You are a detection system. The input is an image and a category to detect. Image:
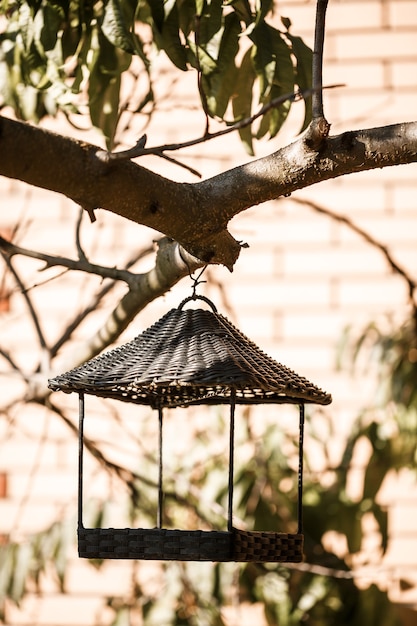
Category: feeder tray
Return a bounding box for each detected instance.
[49,296,331,562]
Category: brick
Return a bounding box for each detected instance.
[390,501,417,534]
[336,215,417,245]
[281,310,363,340]
[300,184,387,215]
[243,214,334,246]
[284,244,390,277]
[0,501,61,534]
[9,471,77,502]
[324,60,386,90]
[338,276,409,307]
[393,183,417,212]
[384,536,417,566]
[325,1,383,31]
[66,559,134,595]
[326,89,417,128]
[389,1,417,28]
[330,31,417,61]
[227,278,331,308]
[6,593,105,626]
[390,60,417,87]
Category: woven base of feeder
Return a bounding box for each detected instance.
[232,529,303,562]
[78,527,303,562]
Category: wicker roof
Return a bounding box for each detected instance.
[48,306,332,408]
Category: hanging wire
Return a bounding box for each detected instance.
[157,406,164,529]
[297,404,305,534]
[178,265,218,311]
[228,388,236,532]
[190,265,208,298]
[78,392,85,530]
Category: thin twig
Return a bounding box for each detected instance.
[47,246,153,359]
[1,251,49,352]
[48,282,115,359]
[312,0,329,120]
[96,85,341,165]
[194,13,210,136]
[75,207,88,262]
[0,347,22,373]
[292,197,417,306]
[0,236,139,287]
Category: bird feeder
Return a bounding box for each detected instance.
[48,295,331,562]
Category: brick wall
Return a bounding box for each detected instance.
[1,0,417,623]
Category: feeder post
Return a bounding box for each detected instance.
[227,389,236,532]
[297,404,305,535]
[78,392,85,530]
[157,406,164,529]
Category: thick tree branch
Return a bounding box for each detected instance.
[1,115,417,271]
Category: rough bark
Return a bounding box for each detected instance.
[1,115,417,270]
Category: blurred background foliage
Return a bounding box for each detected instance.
[2,311,417,626]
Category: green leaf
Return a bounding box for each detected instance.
[101,0,135,53]
[224,0,252,26]
[187,38,217,73]
[251,23,294,138]
[251,23,274,100]
[10,543,31,603]
[254,0,273,28]
[148,0,165,32]
[287,32,313,132]
[110,607,131,626]
[372,504,388,553]
[269,26,294,93]
[159,0,188,70]
[232,46,256,154]
[38,2,64,52]
[203,11,240,117]
[88,31,130,148]
[18,2,34,51]
[177,0,197,38]
[0,545,14,604]
[195,0,223,48]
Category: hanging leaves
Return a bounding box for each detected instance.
[0,518,74,618]
[101,0,136,53]
[0,0,312,151]
[283,16,313,133]
[88,30,131,148]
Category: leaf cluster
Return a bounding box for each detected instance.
[0,0,312,151]
[0,518,73,620]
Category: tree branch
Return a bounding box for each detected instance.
[25,238,203,401]
[0,235,140,286]
[1,250,49,353]
[1,115,417,271]
[53,238,203,369]
[312,0,328,121]
[292,197,417,307]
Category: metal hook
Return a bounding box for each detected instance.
[178,294,217,312]
[189,265,208,297]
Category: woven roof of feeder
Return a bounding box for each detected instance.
[48,307,332,408]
